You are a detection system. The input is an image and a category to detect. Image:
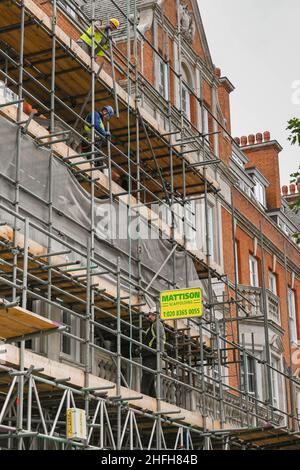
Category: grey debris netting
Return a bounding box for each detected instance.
[0,116,199,296]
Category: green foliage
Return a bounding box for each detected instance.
[286,118,300,242]
[287,117,300,147]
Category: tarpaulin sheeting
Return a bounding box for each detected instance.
[0,116,199,301]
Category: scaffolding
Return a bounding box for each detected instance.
[0,0,299,450]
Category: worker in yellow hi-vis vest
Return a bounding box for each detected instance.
[140,309,166,398]
[77,18,120,59]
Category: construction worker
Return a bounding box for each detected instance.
[141,309,166,398]
[82,105,114,166]
[78,18,120,59]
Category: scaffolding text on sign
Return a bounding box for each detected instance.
[159,288,202,321]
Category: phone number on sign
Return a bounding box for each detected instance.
[164,307,202,317]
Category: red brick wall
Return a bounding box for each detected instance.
[231,186,300,380]
[34,0,80,40]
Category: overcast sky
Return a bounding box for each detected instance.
[199,0,300,186]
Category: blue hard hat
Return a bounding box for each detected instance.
[102,105,114,120]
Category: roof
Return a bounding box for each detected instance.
[285,205,300,230]
[81,0,145,40]
[80,1,215,69]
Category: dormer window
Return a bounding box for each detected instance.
[253,177,266,207]
[246,168,269,209]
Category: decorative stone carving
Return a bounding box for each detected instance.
[179,2,195,44]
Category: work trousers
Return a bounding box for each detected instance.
[141,355,157,398]
[77,40,107,57]
[81,137,105,169]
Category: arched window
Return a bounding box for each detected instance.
[181,63,192,121]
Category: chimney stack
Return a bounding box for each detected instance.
[282,184,300,205]
[236,130,283,209]
[216,67,235,164]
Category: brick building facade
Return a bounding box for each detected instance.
[32,0,300,426]
[0,0,299,447]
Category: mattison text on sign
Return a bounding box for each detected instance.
[160,287,202,321]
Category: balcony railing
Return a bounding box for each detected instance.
[238,285,281,325]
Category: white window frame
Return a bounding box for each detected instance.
[158,58,168,100]
[207,203,214,259]
[249,255,259,287]
[241,354,256,395]
[182,83,191,121]
[271,355,281,409]
[234,240,239,284]
[60,310,80,362]
[288,288,297,343]
[202,107,209,142]
[269,271,277,296]
[185,199,196,249]
[253,178,266,207]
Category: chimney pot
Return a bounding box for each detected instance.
[234,137,241,146]
[297,183,300,193]
[290,184,296,194]
[248,134,255,145]
[215,67,221,78]
[282,185,288,196]
[241,136,248,146]
[256,132,263,143]
[263,131,271,142]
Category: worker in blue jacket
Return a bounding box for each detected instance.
[82,105,114,167]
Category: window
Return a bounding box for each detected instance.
[241,354,256,395]
[61,311,72,355]
[253,178,266,207]
[182,84,190,120]
[234,240,239,284]
[249,255,259,287]
[269,272,277,295]
[185,199,196,248]
[202,107,209,138]
[158,202,184,240]
[181,63,192,121]
[207,204,214,258]
[288,289,297,343]
[271,356,280,408]
[158,58,168,99]
[61,311,80,360]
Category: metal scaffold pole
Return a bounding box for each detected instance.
[16,0,26,451]
[0,0,299,451]
[259,222,273,421]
